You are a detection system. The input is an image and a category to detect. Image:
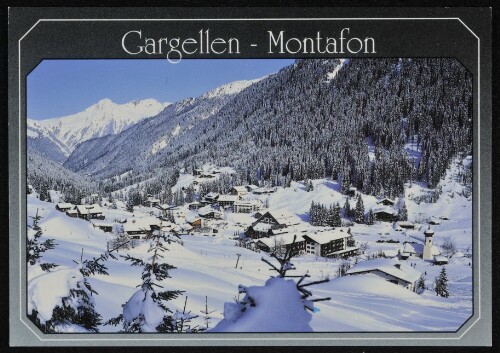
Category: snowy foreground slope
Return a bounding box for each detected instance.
[26,158,472,333]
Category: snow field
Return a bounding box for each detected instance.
[26,159,472,332]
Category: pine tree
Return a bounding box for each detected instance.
[305,178,311,192]
[340,175,350,195]
[343,198,351,219]
[164,187,173,205]
[309,201,317,226]
[29,244,126,333]
[126,189,135,213]
[366,208,375,225]
[165,209,175,223]
[333,203,342,227]
[326,204,336,227]
[355,195,365,224]
[308,180,314,192]
[27,209,57,272]
[434,267,449,298]
[398,202,408,221]
[417,275,426,293]
[106,228,183,332]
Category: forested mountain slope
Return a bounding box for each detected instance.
[65,59,472,198]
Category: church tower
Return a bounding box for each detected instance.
[423,227,434,260]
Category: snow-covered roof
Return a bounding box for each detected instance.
[198,205,222,216]
[262,210,301,226]
[253,187,275,194]
[246,184,259,190]
[434,255,449,263]
[252,223,273,233]
[146,197,160,203]
[257,233,305,248]
[424,228,435,236]
[403,242,440,256]
[303,228,351,244]
[123,217,161,233]
[372,206,396,215]
[218,195,238,202]
[76,204,103,215]
[377,198,395,204]
[56,203,73,209]
[398,221,415,227]
[91,220,114,227]
[347,258,421,284]
[185,213,201,223]
[232,186,247,192]
[383,249,399,258]
[173,223,193,233]
[205,192,219,199]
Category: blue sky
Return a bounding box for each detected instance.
[27,59,295,120]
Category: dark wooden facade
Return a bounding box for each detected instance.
[374,211,395,222]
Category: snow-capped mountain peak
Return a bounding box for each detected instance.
[33,98,171,154]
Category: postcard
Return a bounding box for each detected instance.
[8,7,492,347]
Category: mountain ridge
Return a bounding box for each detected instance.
[28,98,171,159]
[64,58,472,200]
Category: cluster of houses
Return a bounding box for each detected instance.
[242,209,359,259]
[343,227,450,292]
[55,202,105,221]
[187,186,265,216]
[192,167,222,179]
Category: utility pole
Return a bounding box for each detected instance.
[235,253,241,269]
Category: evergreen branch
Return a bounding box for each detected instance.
[310,297,331,302]
[298,278,330,288]
[261,257,280,273]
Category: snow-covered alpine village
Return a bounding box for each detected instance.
[26,58,473,333]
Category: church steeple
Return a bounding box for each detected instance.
[423,226,434,260]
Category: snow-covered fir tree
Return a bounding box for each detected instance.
[417,275,426,294]
[343,198,352,219]
[212,236,330,332]
[27,209,57,272]
[28,245,124,333]
[332,203,342,227]
[354,195,365,224]
[434,267,450,298]
[106,228,183,332]
[366,208,375,225]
